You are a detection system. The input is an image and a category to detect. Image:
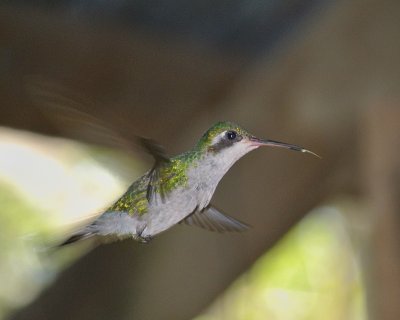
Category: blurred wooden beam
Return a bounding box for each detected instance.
[362,104,400,320]
[0,5,243,145]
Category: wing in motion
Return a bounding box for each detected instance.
[138,137,170,203]
[25,76,170,204]
[180,205,250,232]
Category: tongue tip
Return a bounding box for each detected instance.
[301,149,322,159]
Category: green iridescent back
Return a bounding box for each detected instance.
[107,151,199,216]
[107,173,150,216]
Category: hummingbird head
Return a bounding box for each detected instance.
[197,121,319,162]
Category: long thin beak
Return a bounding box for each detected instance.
[249,136,321,158]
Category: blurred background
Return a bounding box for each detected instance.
[0,0,399,319]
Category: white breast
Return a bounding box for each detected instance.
[141,141,257,237]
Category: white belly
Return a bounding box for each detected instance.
[140,183,199,236]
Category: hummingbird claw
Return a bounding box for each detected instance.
[135,225,153,243]
[136,235,153,244]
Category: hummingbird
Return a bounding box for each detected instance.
[59,121,319,246]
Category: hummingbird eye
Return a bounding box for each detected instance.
[226,130,237,140]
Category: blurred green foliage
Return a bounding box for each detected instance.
[0,130,137,320]
[0,182,54,319]
[196,205,366,320]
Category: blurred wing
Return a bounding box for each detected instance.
[139,137,170,203]
[180,205,250,232]
[146,164,168,204]
[25,76,170,203]
[139,137,169,163]
[25,75,135,152]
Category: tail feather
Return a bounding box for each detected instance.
[58,232,95,247]
[57,211,139,247]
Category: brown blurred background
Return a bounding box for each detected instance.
[0,0,399,319]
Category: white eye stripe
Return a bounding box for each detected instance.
[210,131,228,145]
[219,131,228,139]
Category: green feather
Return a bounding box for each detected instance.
[196,121,250,151]
[107,121,250,216]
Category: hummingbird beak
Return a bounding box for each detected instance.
[248,136,321,158]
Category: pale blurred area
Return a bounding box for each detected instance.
[0,127,129,221]
[0,127,138,318]
[0,0,399,320]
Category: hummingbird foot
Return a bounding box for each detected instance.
[135,235,153,244]
[135,225,153,243]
